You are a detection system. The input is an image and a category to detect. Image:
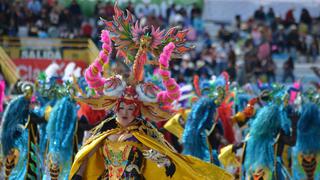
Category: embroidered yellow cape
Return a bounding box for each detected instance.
[69,126,233,180]
[164,109,190,140]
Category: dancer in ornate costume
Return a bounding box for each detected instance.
[242,88,297,180]
[182,97,223,165]
[69,3,233,180]
[46,95,79,180]
[0,82,44,179]
[292,102,320,180]
[39,63,93,180]
[182,73,235,166]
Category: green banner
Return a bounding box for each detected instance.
[59,0,203,17]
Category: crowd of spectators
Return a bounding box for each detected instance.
[172,6,320,85]
[0,0,319,85]
[0,0,92,38]
[0,0,202,39]
[234,6,320,84]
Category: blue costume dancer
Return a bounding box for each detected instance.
[293,103,320,180]
[182,97,220,164]
[242,88,295,180]
[182,74,230,165]
[46,96,78,180]
[1,82,42,179]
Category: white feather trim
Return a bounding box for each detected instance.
[179,93,194,101]
[45,63,60,80]
[62,62,76,82]
[136,84,158,103]
[180,84,193,93]
[103,75,126,97]
[73,67,82,78]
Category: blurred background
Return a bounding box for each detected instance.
[0,0,320,91]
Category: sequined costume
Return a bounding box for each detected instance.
[0,82,43,180]
[292,103,320,180]
[46,96,79,180]
[69,3,233,180]
[241,89,296,180]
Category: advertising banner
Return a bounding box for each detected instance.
[3,38,88,61]
[13,59,87,81]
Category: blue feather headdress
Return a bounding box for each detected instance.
[46,96,78,176]
[36,72,72,99]
[193,72,229,100]
[0,95,30,156]
[244,104,290,172]
[182,97,216,162]
[272,87,292,134]
[0,95,31,179]
[296,103,320,154]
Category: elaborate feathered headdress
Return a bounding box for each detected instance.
[182,97,217,162]
[76,3,192,121]
[102,1,191,84]
[296,103,320,154]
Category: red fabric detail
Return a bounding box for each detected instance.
[217,102,235,144]
[77,102,106,125]
[193,75,201,97]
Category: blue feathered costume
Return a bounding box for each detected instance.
[32,93,57,171]
[292,103,320,180]
[45,96,78,179]
[242,99,293,180]
[182,97,222,165]
[0,95,42,179]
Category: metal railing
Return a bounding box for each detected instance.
[0,36,101,83]
[0,36,99,64]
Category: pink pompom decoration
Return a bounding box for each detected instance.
[99,51,109,63]
[102,43,112,52]
[0,80,5,112]
[93,58,103,72]
[164,79,181,97]
[164,42,175,51]
[82,29,113,94]
[156,77,181,104]
[156,92,167,103]
[159,42,175,68]
[158,69,170,77]
[85,68,105,89]
[100,30,112,56]
[85,67,95,77]
[163,78,176,87]
[156,42,181,105]
[85,67,100,82]
[100,30,111,44]
[157,88,181,104]
[85,67,98,81]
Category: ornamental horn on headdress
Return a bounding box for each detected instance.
[76,3,192,121]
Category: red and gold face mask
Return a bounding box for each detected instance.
[115,86,141,117]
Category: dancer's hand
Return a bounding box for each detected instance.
[143,149,176,177]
